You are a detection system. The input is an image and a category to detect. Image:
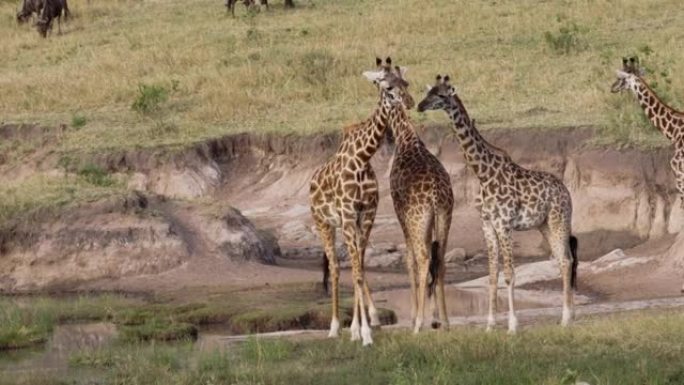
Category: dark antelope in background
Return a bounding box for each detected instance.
[16,0,44,23]
[225,0,294,16]
[35,0,70,37]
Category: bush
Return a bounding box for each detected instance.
[131,83,169,115]
[544,22,587,55]
[78,164,115,187]
[71,114,87,129]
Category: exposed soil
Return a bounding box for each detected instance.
[1,123,684,327]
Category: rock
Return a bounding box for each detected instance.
[279,220,316,243]
[585,249,650,275]
[444,248,466,264]
[208,207,280,264]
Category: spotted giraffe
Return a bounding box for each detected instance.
[387,98,454,333]
[611,56,684,292]
[417,75,578,333]
[309,57,413,346]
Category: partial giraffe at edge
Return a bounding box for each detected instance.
[611,56,684,293]
[309,57,413,346]
[386,79,454,333]
[417,74,578,333]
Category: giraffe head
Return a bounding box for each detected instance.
[611,56,645,93]
[363,57,415,110]
[416,75,457,112]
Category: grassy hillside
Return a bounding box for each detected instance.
[1,0,683,153]
[1,0,684,220]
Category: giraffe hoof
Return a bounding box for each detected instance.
[350,324,361,341]
[361,326,373,345]
[431,320,441,329]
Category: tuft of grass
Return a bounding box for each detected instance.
[77,163,115,187]
[543,21,588,55]
[70,113,87,129]
[131,83,169,115]
[119,319,198,343]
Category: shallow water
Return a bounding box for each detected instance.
[0,322,116,380]
[373,286,545,326]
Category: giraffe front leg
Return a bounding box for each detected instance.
[482,220,500,332]
[343,221,372,346]
[349,288,361,341]
[496,226,518,334]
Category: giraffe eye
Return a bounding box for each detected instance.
[387,86,395,91]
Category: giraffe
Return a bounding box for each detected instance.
[417,75,578,333]
[309,57,414,346]
[387,96,454,333]
[611,56,684,293]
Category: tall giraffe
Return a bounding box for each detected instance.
[388,96,454,333]
[611,56,684,292]
[417,75,578,333]
[309,57,414,346]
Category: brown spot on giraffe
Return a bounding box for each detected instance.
[309,57,412,346]
[418,74,578,333]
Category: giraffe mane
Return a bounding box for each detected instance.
[637,75,684,116]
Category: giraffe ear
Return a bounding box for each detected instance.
[398,66,408,78]
[363,70,384,83]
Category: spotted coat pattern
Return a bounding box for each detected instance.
[309,59,412,346]
[417,76,576,333]
[388,106,454,333]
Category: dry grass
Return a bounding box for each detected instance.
[0,0,683,153]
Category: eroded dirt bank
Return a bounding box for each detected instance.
[1,124,683,303]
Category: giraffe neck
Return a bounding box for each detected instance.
[631,78,684,144]
[339,98,393,162]
[443,95,510,182]
[388,106,420,149]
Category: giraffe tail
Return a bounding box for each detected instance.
[428,241,440,298]
[322,253,330,294]
[569,235,578,290]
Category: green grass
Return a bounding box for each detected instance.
[0,284,395,349]
[1,0,683,153]
[59,311,684,384]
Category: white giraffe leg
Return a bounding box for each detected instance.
[482,220,500,332]
[349,289,361,341]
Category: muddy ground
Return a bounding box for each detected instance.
[1,124,684,325]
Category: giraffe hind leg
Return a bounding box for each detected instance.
[358,209,380,326]
[482,220,500,331]
[314,220,340,338]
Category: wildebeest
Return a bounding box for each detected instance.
[225,0,253,16]
[225,0,294,16]
[16,0,44,24]
[35,0,70,38]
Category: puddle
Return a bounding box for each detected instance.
[0,322,116,377]
[373,286,545,326]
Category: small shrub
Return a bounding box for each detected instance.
[78,164,115,187]
[71,114,87,129]
[119,319,198,342]
[131,83,168,115]
[544,22,587,55]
